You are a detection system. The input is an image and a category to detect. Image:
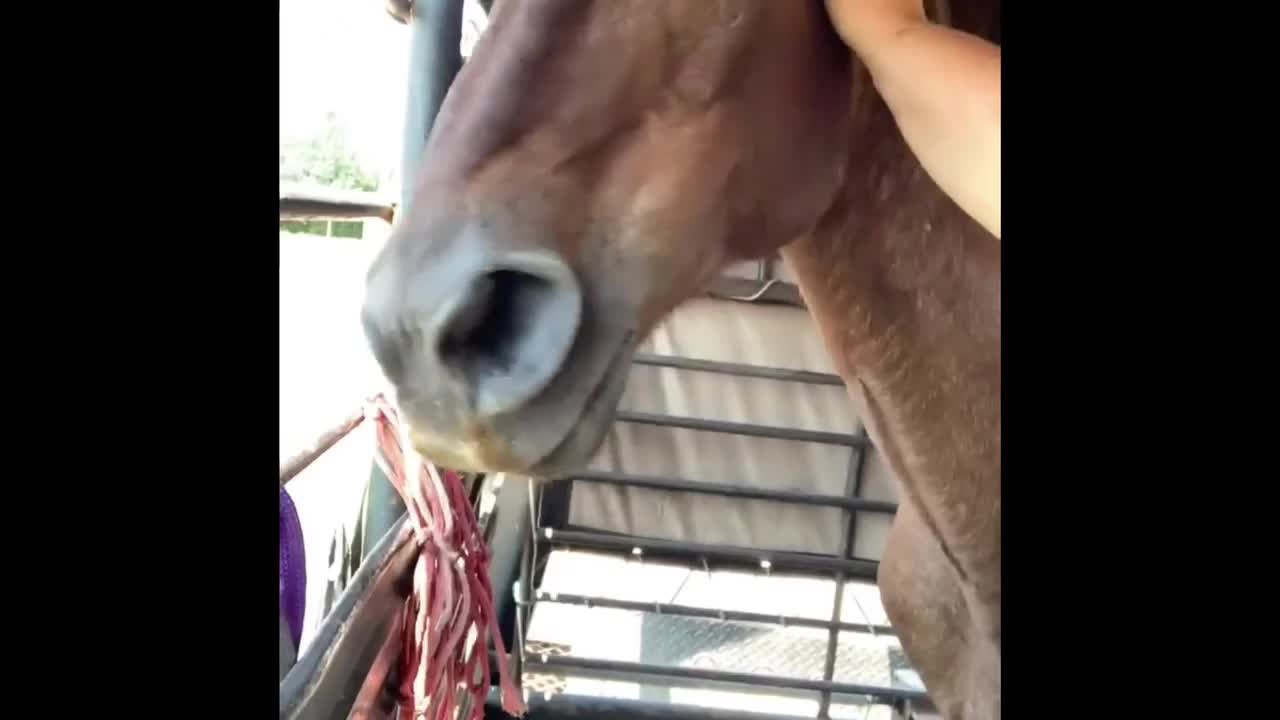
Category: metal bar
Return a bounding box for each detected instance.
[615,411,865,447]
[820,432,874,716]
[845,427,873,559]
[347,607,406,719]
[529,590,895,636]
[485,690,843,720]
[542,529,879,579]
[525,655,929,704]
[513,540,531,684]
[632,352,844,386]
[512,477,548,687]
[485,476,531,664]
[279,184,396,223]
[569,470,897,514]
[399,0,464,217]
[280,516,416,720]
[705,276,805,309]
[356,0,466,570]
[279,408,366,486]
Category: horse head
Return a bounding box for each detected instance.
[361,0,858,476]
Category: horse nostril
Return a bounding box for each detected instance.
[440,270,550,378]
[432,259,582,417]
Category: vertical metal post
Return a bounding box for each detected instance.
[363,0,466,561]
[399,0,464,216]
[485,474,532,683]
[819,426,872,717]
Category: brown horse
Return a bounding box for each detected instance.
[361,1,1000,718]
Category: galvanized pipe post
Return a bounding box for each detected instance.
[399,0,464,216]
[362,0,467,564]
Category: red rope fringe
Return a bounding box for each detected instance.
[366,395,527,719]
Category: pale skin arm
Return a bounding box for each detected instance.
[826,0,1001,239]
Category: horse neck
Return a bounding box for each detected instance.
[778,88,1001,590]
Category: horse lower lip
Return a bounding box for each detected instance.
[529,336,634,473]
[570,336,633,421]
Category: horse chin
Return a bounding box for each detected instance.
[526,348,634,479]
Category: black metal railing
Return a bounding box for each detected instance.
[615,410,864,447]
[568,470,896,515]
[525,655,926,704]
[633,352,843,386]
[279,183,397,224]
[528,590,896,637]
[509,348,916,720]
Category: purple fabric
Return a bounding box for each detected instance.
[280,486,307,650]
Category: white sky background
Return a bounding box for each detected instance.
[280,0,409,191]
[279,0,488,195]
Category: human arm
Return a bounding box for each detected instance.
[826,0,1001,239]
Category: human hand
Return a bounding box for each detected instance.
[824,0,929,55]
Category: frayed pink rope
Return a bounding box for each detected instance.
[367,396,526,719]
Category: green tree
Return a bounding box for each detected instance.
[280,113,379,192]
[280,113,379,238]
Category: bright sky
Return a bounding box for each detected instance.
[280,0,411,191]
[279,0,487,195]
